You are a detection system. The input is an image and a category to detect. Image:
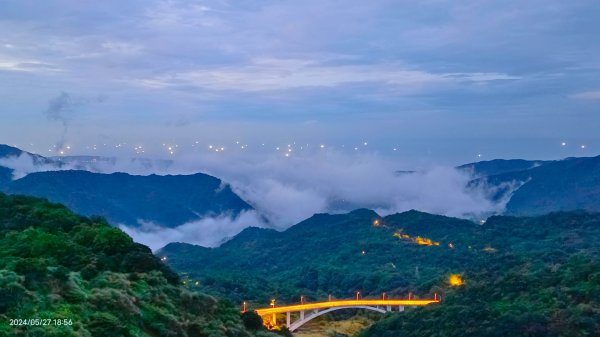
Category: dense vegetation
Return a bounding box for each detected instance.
[360,213,600,337]
[161,209,498,303]
[162,210,600,336]
[161,209,459,303]
[0,193,277,337]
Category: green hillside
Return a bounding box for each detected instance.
[0,193,276,337]
[161,210,600,336]
[360,213,600,336]
[158,209,490,303]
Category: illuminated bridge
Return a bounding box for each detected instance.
[245,294,441,332]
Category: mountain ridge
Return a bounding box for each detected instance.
[0,144,254,228]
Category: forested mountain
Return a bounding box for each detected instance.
[161,209,600,336]
[359,212,600,337]
[5,170,252,228]
[0,193,277,337]
[0,145,252,228]
[469,155,600,215]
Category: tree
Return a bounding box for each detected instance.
[241,311,263,331]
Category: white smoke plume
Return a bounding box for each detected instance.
[45,92,106,152]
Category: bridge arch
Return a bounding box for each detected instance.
[252,297,439,332]
[288,305,387,332]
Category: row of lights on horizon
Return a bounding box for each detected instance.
[26,140,374,157]
[16,140,592,158]
[474,141,587,159]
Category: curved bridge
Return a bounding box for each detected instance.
[251,297,440,332]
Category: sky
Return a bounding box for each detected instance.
[1,0,599,165]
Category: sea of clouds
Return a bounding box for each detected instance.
[0,150,515,250]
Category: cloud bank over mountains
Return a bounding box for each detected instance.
[0,149,514,249]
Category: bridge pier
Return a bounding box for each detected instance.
[286,312,290,327]
[398,306,404,312]
[386,305,391,312]
[300,311,304,320]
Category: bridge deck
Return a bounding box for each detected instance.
[255,299,439,315]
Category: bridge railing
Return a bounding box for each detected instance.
[244,293,441,314]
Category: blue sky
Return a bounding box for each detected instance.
[1,0,599,164]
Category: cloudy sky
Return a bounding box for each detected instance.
[1,0,599,164]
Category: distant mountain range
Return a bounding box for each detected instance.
[457,158,550,177]
[461,156,600,215]
[3,142,600,227]
[0,144,252,228]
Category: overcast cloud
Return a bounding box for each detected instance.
[0,0,598,163]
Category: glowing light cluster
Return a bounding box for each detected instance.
[23,138,591,159]
[448,274,465,286]
[393,230,440,246]
[414,236,440,246]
